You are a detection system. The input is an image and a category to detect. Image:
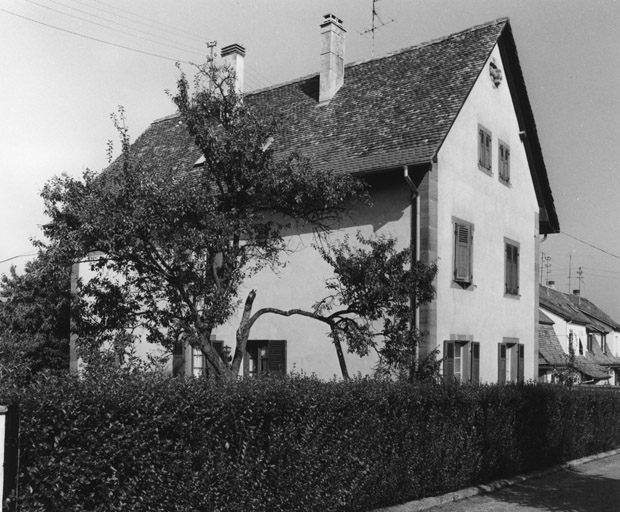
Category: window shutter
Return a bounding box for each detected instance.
[455,223,472,283]
[471,342,480,384]
[510,345,519,383]
[518,344,525,382]
[498,344,506,384]
[443,341,455,378]
[455,344,463,380]
[172,341,185,377]
[505,244,519,294]
[478,129,485,167]
[267,340,287,374]
[485,132,492,169]
[213,340,224,360]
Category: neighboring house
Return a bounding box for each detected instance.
[538,284,620,385]
[73,15,560,381]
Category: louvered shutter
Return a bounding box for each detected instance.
[484,132,492,169]
[455,223,472,283]
[498,344,507,384]
[471,342,480,384]
[267,340,287,374]
[518,344,525,382]
[443,340,455,378]
[505,244,519,294]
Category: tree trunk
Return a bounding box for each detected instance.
[330,326,350,380]
[230,290,257,375]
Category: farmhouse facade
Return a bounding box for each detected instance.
[73,15,559,381]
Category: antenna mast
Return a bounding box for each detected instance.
[360,0,395,57]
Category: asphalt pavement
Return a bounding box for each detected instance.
[377,449,620,512]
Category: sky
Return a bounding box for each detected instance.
[1,0,620,318]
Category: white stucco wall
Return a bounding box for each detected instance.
[539,307,587,355]
[213,176,413,379]
[434,44,540,382]
[73,177,413,380]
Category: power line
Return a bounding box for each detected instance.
[0,252,37,265]
[562,232,620,261]
[22,0,207,58]
[0,7,192,63]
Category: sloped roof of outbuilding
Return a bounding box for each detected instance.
[566,294,620,332]
[539,324,567,367]
[127,18,559,233]
[539,285,590,324]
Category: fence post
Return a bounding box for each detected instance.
[0,405,18,511]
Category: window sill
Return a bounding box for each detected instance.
[499,178,512,188]
[504,292,521,300]
[453,281,475,291]
[478,164,493,177]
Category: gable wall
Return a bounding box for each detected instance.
[539,306,587,355]
[432,43,540,382]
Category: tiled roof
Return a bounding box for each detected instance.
[539,310,554,325]
[573,357,611,381]
[565,293,620,331]
[539,285,590,324]
[125,18,559,232]
[539,324,567,367]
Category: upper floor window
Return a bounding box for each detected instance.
[504,240,519,296]
[498,140,510,184]
[478,125,492,173]
[444,340,480,383]
[454,219,473,288]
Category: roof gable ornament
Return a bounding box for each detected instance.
[489,59,503,87]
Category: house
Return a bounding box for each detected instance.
[538,284,620,385]
[73,15,559,381]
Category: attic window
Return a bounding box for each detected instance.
[193,155,206,167]
[489,61,503,87]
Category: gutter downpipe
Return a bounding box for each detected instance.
[404,165,419,378]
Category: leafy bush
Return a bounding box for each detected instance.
[3,373,620,511]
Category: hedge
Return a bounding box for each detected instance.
[3,373,620,511]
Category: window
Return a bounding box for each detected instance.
[602,335,608,354]
[587,333,594,353]
[444,340,480,383]
[192,340,224,377]
[478,126,492,172]
[244,340,287,377]
[498,140,510,184]
[504,240,519,296]
[498,341,524,383]
[454,220,473,287]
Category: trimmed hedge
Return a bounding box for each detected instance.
[3,373,620,511]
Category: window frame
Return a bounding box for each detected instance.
[453,218,474,289]
[504,238,520,297]
[444,339,480,383]
[478,125,492,174]
[498,340,524,384]
[498,139,510,185]
[244,339,287,377]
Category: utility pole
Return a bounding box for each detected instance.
[576,267,584,303]
[568,254,572,293]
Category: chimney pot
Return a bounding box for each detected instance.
[573,289,580,296]
[319,13,346,104]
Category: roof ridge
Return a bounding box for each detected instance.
[246,17,509,98]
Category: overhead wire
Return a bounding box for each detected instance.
[0,7,193,63]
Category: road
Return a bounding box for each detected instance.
[427,452,620,512]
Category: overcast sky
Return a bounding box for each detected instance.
[2,0,620,318]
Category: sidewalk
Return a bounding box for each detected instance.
[376,448,620,512]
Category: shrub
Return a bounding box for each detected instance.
[3,373,620,511]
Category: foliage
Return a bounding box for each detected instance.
[5,374,620,511]
[41,64,364,378]
[239,233,438,380]
[0,249,71,381]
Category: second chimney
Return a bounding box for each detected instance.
[221,43,246,95]
[319,14,345,104]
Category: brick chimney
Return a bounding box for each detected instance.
[319,14,345,104]
[221,43,245,94]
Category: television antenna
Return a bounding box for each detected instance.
[360,0,395,57]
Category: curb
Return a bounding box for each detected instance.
[373,448,620,512]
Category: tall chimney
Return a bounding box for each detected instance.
[220,43,245,94]
[319,14,345,104]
